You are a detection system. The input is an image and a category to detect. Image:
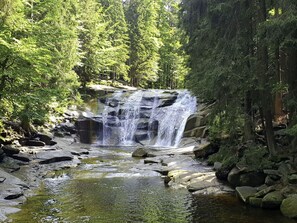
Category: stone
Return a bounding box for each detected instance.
[37,151,73,164]
[280,195,297,218]
[262,191,284,209]
[288,174,297,184]
[213,162,222,171]
[249,197,263,208]
[228,167,241,187]
[265,176,279,186]
[132,148,148,158]
[254,185,278,198]
[184,114,206,131]
[239,171,266,187]
[24,140,45,147]
[193,142,218,159]
[215,167,231,181]
[11,154,32,162]
[34,133,56,145]
[0,148,5,161]
[183,126,207,138]
[235,186,258,203]
[2,145,20,155]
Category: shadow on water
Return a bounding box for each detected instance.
[8,147,296,223]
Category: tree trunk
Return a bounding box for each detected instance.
[256,0,277,156]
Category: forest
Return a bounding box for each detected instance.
[1,0,297,155]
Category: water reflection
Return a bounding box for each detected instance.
[8,148,296,223]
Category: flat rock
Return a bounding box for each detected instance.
[0,207,21,222]
[37,151,73,164]
[236,186,257,203]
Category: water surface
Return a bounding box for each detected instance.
[8,147,295,223]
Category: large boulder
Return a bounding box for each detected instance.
[76,118,103,143]
[132,148,149,158]
[184,114,207,132]
[193,142,219,159]
[280,195,297,218]
[227,167,266,187]
[262,191,284,209]
[227,167,242,186]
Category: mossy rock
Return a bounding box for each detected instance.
[262,191,284,209]
[280,195,297,218]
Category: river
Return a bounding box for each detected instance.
[8,146,295,223]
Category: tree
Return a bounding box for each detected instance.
[155,0,188,89]
[99,0,130,82]
[125,0,161,87]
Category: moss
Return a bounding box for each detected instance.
[208,144,238,169]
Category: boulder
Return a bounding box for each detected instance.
[184,114,206,131]
[34,133,56,146]
[288,174,297,184]
[228,167,241,186]
[262,191,284,209]
[132,148,148,158]
[249,197,263,208]
[235,186,257,203]
[76,118,103,143]
[2,145,20,155]
[215,167,231,181]
[213,162,223,171]
[280,195,297,218]
[193,142,219,159]
[239,171,266,187]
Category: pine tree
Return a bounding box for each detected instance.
[125,0,161,87]
[99,0,130,82]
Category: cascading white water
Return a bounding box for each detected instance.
[98,90,196,147]
[153,91,197,147]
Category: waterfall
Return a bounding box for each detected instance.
[98,90,197,147]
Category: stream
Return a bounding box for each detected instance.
[8,146,295,223]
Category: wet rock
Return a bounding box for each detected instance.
[11,153,32,162]
[134,131,149,141]
[21,139,45,147]
[132,148,148,158]
[262,191,284,209]
[4,192,24,200]
[76,118,103,144]
[184,114,206,131]
[2,145,20,155]
[235,186,257,203]
[37,151,73,164]
[0,207,21,222]
[280,195,297,218]
[254,185,278,198]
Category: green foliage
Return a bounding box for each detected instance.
[125,0,161,87]
[208,144,238,169]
